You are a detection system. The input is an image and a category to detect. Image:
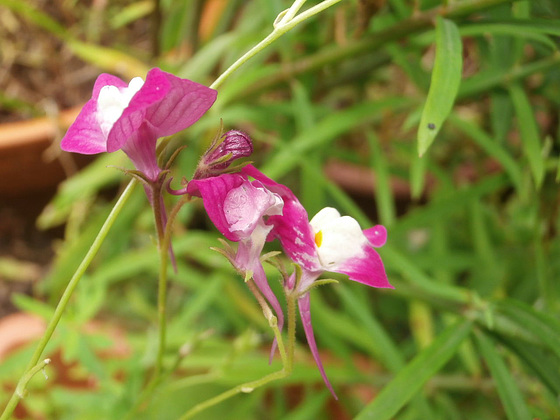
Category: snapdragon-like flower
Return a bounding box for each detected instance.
[61,68,217,181]
[242,164,392,398]
[187,173,286,341]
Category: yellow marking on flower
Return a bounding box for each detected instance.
[314,230,323,248]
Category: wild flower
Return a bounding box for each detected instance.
[243,165,392,397]
[61,67,217,182]
[187,172,286,339]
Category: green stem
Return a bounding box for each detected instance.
[151,182,168,380]
[14,359,51,399]
[235,0,515,98]
[285,291,297,370]
[178,287,297,420]
[153,192,191,377]
[0,180,137,420]
[123,194,191,419]
[246,279,288,367]
[209,0,342,90]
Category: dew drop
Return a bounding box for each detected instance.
[368,225,387,247]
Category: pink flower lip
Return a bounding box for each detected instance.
[60,68,218,173]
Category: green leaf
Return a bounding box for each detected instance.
[460,21,560,50]
[11,294,54,320]
[355,319,473,420]
[410,151,428,200]
[110,1,154,29]
[508,83,545,188]
[417,17,463,156]
[336,285,404,372]
[393,174,509,234]
[495,299,560,359]
[367,131,396,227]
[448,114,523,192]
[67,40,149,79]
[263,97,410,179]
[474,331,532,420]
[499,335,560,397]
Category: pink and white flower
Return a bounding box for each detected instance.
[61,68,217,181]
[187,173,285,339]
[242,164,392,398]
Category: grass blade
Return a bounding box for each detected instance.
[474,330,532,420]
[495,299,560,359]
[355,319,472,420]
[508,82,545,187]
[417,17,463,156]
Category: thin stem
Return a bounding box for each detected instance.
[0,180,137,420]
[179,370,288,420]
[246,279,288,367]
[209,0,342,90]
[123,194,191,419]
[15,359,51,398]
[178,285,297,420]
[235,0,515,99]
[285,291,297,370]
[151,182,168,380]
[278,0,308,25]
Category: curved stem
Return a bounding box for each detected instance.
[178,287,297,420]
[209,0,342,90]
[15,359,51,399]
[0,180,137,420]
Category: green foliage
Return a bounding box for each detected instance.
[1,0,560,419]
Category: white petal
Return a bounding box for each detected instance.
[315,215,368,269]
[96,77,145,137]
[309,207,340,232]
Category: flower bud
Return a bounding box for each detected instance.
[194,130,253,179]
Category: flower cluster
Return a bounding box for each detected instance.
[61,68,392,398]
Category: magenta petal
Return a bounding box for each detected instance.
[62,73,129,154]
[364,225,387,247]
[120,123,160,181]
[92,73,128,99]
[242,165,320,271]
[145,69,218,137]
[250,260,284,343]
[336,245,393,289]
[298,293,337,399]
[106,69,170,152]
[188,175,246,242]
[60,99,107,154]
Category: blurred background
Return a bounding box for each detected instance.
[1,0,560,419]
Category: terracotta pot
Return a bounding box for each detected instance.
[0,107,87,196]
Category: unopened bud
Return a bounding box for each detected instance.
[194,130,253,179]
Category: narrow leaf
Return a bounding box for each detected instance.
[356,320,472,420]
[448,114,522,191]
[263,97,410,179]
[495,299,560,359]
[508,83,545,187]
[367,131,396,227]
[498,335,560,397]
[475,331,532,420]
[418,17,463,156]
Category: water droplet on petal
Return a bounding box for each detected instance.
[368,225,387,247]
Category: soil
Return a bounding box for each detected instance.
[0,0,148,318]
